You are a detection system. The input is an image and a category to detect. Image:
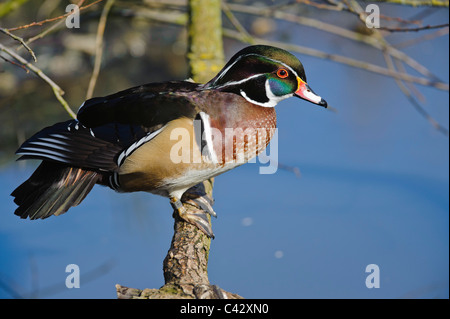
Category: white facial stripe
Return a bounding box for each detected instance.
[261,55,299,79]
[213,54,245,84]
[265,79,294,104]
[213,53,301,87]
[212,73,265,90]
[240,89,271,107]
[240,79,293,108]
[117,125,166,166]
[213,52,301,107]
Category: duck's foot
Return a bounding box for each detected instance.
[182,192,217,218]
[170,197,215,239]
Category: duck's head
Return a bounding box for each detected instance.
[205,45,327,108]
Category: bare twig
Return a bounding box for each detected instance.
[378,14,422,26]
[0,54,29,72]
[225,2,444,83]
[0,277,24,299]
[5,0,103,31]
[349,0,448,133]
[21,0,105,47]
[395,58,426,102]
[278,163,302,178]
[383,51,448,135]
[0,43,76,119]
[29,259,115,298]
[0,27,37,62]
[25,19,66,45]
[223,28,449,91]
[379,23,449,32]
[86,0,115,100]
[376,4,449,135]
[221,2,254,44]
[297,0,347,11]
[115,4,448,91]
[369,0,449,7]
[394,27,449,48]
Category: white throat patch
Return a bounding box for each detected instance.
[240,79,292,108]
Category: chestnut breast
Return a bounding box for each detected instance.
[187,90,277,165]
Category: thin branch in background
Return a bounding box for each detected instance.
[395,58,426,103]
[369,0,449,7]
[384,52,448,136]
[0,27,37,62]
[344,0,448,135]
[329,0,444,83]
[28,259,115,298]
[0,42,76,119]
[15,1,103,50]
[221,1,254,44]
[0,53,29,72]
[379,23,449,32]
[374,3,447,134]
[348,0,443,82]
[278,162,302,178]
[5,0,103,32]
[86,0,115,100]
[378,14,422,26]
[394,27,449,48]
[296,0,346,11]
[125,3,448,91]
[0,277,24,299]
[223,28,449,91]
[0,259,115,299]
[28,254,39,299]
[225,2,444,84]
[25,19,66,46]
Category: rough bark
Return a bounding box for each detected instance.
[116,0,242,299]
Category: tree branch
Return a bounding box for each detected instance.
[378,23,449,32]
[0,42,76,119]
[5,0,103,31]
[86,0,115,100]
[0,27,36,62]
[116,0,241,299]
[115,4,448,91]
[369,0,449,7]
[226,1,444,84]
[223,29,449,91]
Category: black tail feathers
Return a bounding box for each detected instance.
[11,161,100,219]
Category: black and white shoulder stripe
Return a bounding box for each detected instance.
[116,125,166,166]
[195,112,218,164]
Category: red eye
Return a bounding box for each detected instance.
[277,69,289,78]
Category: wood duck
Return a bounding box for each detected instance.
[11,45,327,238]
